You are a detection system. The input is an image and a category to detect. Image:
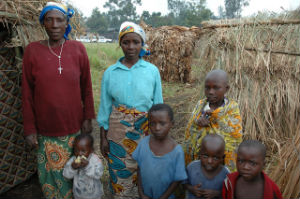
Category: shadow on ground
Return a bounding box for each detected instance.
[0,173,44,199]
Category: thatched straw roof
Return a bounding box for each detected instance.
[141,22,208,83]
[0,0,49,49]
[141,10,300,84]
[194,10,299,198]
[0,0,82,49]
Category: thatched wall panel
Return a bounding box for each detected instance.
[196,13,300,198]
[141,23,205,83]
[269,131,300,198]
[0,45,36,194]
[15,25,46,48]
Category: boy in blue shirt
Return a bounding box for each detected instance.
[183,134,229,199]
[132,104,187,199]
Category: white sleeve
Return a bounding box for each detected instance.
[63,156,77,179]
[83,154,104,180]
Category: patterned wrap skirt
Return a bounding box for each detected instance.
[37,132,80,199]
[106,105,148,199]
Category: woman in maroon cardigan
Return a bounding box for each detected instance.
[22,2,95,198]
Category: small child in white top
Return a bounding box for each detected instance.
[63,133,103,199]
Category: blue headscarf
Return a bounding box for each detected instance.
[39,2,75,40]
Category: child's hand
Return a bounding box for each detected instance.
[196,111,211,127]
[190,184,202,198]
[71,161,81,170]
[71,156,89,169]
[80,158,89,168]
[196,117,210,127]
[201,189,220,199]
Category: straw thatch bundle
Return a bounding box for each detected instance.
[0,0,82,48]
[141,22,206,83]
[194,11,300,198]
[0,0,47,49]
[0,0,82,194]
[269,127,300,198]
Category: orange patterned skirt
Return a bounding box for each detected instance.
[106,105,148,199]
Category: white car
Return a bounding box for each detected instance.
[98,36,112,43]
[90,37,98,43]
[76,37,90,43]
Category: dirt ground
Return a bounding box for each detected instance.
[0,82,200,199]
[0,173,44,199]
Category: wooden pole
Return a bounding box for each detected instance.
[202,20,300,29]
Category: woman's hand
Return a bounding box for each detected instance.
[81,119,93,134]
[100,127,109,159]
[25,134,38,149]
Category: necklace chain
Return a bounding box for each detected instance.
[48,39,65,75]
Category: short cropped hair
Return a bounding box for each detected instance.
[238,140,266,159]
[201,134,225,147]
[74,133,94,149]
[199,134,225,155]
[148,103,174,122]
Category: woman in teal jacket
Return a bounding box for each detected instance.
[97,21,163,199]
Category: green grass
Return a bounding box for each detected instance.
[85,43,123,111]
[162,82,184,99]
[85,43,123,70]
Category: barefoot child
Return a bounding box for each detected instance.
[132,104,187,199]
[222,140,282,199]
[183,134,229,199]
[63,134,104,199]
[184,69,242,171]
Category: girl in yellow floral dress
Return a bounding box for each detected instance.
[184,69,242,171]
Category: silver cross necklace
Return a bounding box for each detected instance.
[48,39,65,75]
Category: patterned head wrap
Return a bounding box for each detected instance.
[119,21,150,57]
[39,2,75,40]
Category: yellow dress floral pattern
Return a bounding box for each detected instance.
[184,98,242,171]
